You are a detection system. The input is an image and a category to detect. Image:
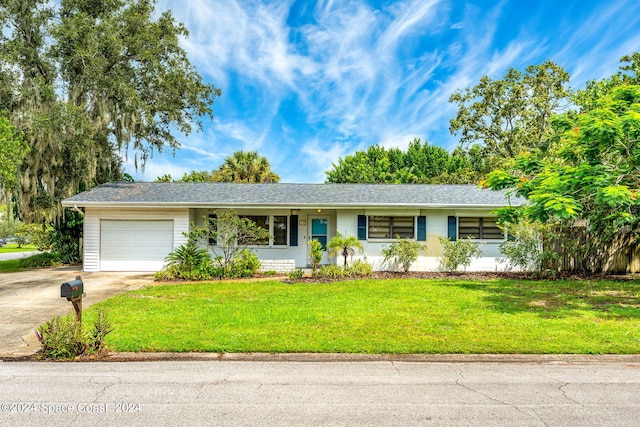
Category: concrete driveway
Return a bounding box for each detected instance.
[0,267,154,357]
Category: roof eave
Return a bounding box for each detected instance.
[61,201,520,209]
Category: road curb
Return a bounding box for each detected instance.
[4,351,640,363]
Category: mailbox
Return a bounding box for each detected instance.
[61,278,84,300]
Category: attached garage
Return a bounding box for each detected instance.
[100,220,175,271]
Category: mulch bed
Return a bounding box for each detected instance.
[282,270,640,284]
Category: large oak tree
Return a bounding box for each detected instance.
[0,0,220,223]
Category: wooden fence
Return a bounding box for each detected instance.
[547,228,640,274]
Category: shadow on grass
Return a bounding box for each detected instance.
[443,279,640,319]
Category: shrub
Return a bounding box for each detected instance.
[345,259,373,277]
[308,239,323,275]
[164,240,210,271]
[18,252,61,268]
[36,310,113,360]
[86,310,114,354]
[381,237,426,272]
[317,264,346,279]
[499,221,557,273]
[439,237,483,272]
[287,268,304,281]
[230,249,261,278]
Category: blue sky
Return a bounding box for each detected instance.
[126,0,640,183]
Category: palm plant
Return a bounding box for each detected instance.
[212,150,280,183]
[327,231,363,267]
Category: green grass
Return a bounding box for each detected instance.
[0,259,23,273]
[0,243,37,253]
[85,278,640,354]
[0,252,58,273]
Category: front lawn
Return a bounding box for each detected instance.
[0,243,38,253]
[86,278,640,354]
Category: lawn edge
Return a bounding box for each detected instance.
[3,352,638,364]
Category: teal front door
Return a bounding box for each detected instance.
[309,216,330,264]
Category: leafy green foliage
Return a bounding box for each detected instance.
[344,260,373,277]
[438,237,484,272]
[0,115,28,204]
[157,211,267,280]
[287,268,304,281]
[317,264,347,279]
[16,222,53,250]
[449,61,570,159]
[229,249,261,278]
[381,237,426,272]
[0,0,219,222]
[48,209,83,263]
[484,82,640,271]
[498,221,556,273]
[212,150,279,183]
[36,310,113,360]
[327,231,363,267]
[308,239,323,276]
[164,240,210,271]
[326,138,481,184]
[18,252,60,269]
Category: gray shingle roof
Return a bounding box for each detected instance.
[62,182,523,208]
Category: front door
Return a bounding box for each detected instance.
[309,216,330,264]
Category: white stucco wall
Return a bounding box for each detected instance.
[84,206,511,272]
[335,208,510,272]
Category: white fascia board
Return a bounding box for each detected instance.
[61,201,517,210]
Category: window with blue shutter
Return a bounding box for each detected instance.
[290,215,298,246]
[357,215,366,240]
[417,216,426,241]
[447,216,457,241]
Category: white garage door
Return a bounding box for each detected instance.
[100,220,174,271]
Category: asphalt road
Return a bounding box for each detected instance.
[0,251,40,261]
[1,359,639,426]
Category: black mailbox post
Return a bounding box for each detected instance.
[60,276,84,322]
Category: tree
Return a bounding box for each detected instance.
[449,61,570,159]
[325,138,477,184]
[190,210,271,274]
[484,84,640,272]
[0,115,28,223]
[327,231,363,267]
[0,0,219,222]
[212,151,280,183]
[154,170,214,182]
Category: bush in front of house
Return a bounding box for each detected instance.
[228,249,261,278]
[381,236,426,272]
[156,245,262,281]
[287,268,304,281]
[345,259,373,277]
[315,260,373,279]
[438,236,483,272]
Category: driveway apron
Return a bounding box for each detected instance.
[0,267,153,357]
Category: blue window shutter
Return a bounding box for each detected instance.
[357,215,366,240]
[417,216,426,241]
[447,216,457,241]
[290,215,298,246]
